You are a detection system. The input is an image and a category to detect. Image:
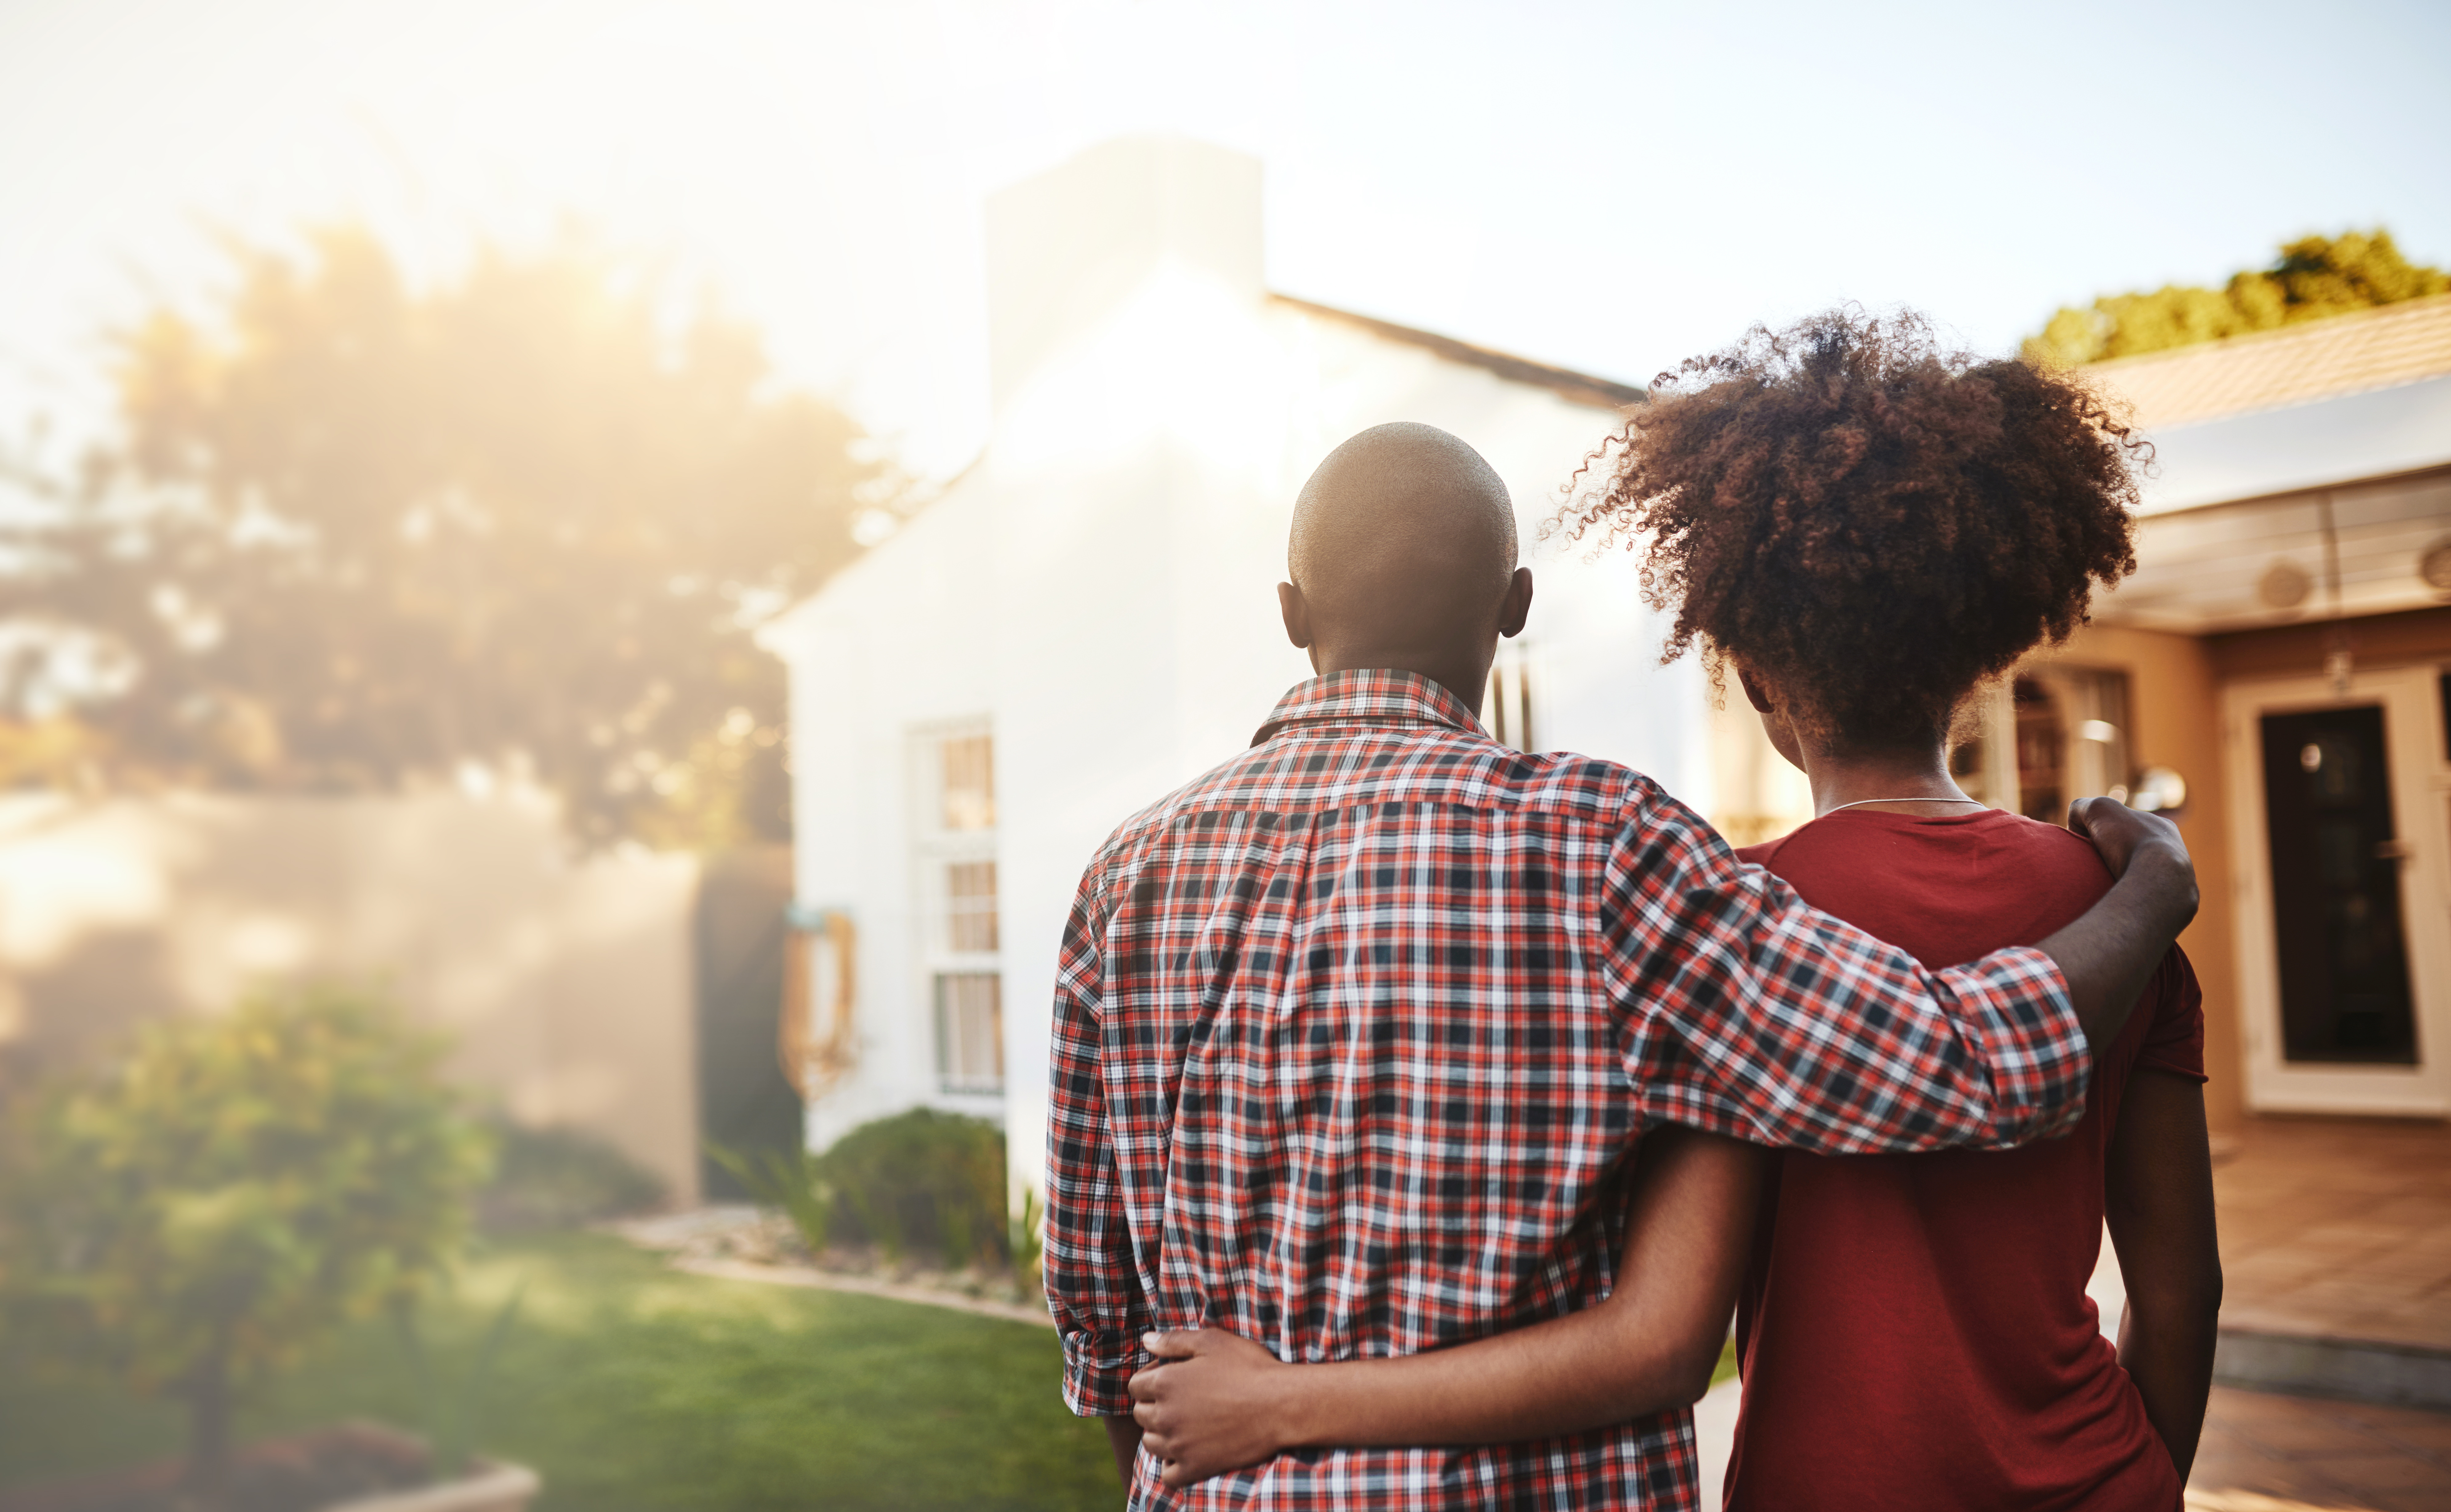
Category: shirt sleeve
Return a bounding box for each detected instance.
[1606,791,2095,1155]
[1041,858,1150,1417]
[2134,945,2208,1084]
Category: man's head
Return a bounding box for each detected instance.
[1280,422,1532,714]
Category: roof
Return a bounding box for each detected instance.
[2087,293,2451,432]
[1268,294,1647,411]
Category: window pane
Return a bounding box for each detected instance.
[2013,676,2064,822]
[934,971,1004,1092]
[941,734,995,831]
[946,860,999,952]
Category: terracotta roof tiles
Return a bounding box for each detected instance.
[2085,293,2451,432]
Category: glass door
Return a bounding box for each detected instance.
[2257,705,2418,1064]
[2226,666,2451,1115]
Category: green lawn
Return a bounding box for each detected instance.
[0,1232,1120,1512]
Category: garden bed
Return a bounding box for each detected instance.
[612,1206,1049,1324]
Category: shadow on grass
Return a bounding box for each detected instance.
[0,1232,1117,1512]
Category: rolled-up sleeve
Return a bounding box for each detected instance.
[1041,863,1148,1416]
[1605,793,2091,1154]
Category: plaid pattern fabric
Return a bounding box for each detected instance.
[1045,670,2088,1511]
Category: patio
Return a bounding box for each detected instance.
[2186,1114,2451,1512]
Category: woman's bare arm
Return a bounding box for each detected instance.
[2103,1068,2222,1481]
[1127,1128,1768,1488]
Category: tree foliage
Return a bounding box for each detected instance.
[0,985,492,1492]
[2025,228,2450,368]
[1,227,894,846]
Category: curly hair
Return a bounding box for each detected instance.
[1554,307,2146,750]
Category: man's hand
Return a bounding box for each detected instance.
[1129,1329,1295,1488]
[2038,797,2200,1054]
[2066,797,2193,903]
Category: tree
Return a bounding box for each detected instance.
[0,227,896,846]
[2025,229,2450,368]
[0,986,491,1500]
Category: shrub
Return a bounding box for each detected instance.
[710,1109,1008,1272]
[476,1117,667,1232]
[705,1141,832,1257]
[0,984,492,1501]
[822,1109,1007,1270]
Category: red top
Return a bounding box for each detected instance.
[1726,808,2204,1512]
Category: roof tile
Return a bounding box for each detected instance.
[2085,293,2451,431]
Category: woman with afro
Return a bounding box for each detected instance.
[1124,308,2220,1511]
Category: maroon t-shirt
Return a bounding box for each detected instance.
[1725,809,2205,1512]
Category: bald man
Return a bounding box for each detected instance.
[1044,422,2196,1510]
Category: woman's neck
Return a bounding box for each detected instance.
[1800,743,1979,818]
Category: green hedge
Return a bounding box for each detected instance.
[711,1108,1009,1271]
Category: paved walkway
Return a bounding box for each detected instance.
[2187,1384,2451,1512]
[2212,1116,2451,1352]
[2183,1116,2451,1510]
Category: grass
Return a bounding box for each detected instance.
[1712,1333,1741,1387]
[0,1232,1119,1512]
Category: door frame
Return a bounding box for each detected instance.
[2224,663,2451,1116]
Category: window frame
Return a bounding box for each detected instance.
[909,720,1005,1098]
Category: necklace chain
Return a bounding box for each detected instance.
[1821,795,1988,814]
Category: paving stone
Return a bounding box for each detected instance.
[2190,1386,2451,1512]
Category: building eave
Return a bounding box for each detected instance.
[1267,294,1647,412]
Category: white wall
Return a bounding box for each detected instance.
[764,136,1722,1202]
[0,791,703,1202]
[779,477,1009,1149]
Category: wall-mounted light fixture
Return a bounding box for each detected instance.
[2259,560,2312,610]
[2420,537,2451,597]
[2129,766,2188,817]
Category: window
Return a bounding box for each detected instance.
[945,860,998,952]
[914,726,1002,1095]
[1952,666,2132,823]
[934,972,1005,1093]
[940,732,995,831]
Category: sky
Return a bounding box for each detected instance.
[2,0,2447,479]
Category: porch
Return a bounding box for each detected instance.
[2187,1114,2451,1511]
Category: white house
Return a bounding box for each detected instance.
[757,136,1767,1199]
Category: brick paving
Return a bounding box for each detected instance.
[2212,1116,2451,1352]
[2188,1385,2451,1512]
[2180,1116,2451,1512]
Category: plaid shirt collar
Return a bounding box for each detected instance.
[1251,668,1487,746]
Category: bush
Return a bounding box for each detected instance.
[824,1109,1007,1269]
[476,1118,667,1232]
[0,984,491,1500]
[711,1109,1008,1272]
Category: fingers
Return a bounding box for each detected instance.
[2065,795,2101,838]
[1143,1328,1205,1359]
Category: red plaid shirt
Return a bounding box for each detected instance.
[1045,671,2089,1510]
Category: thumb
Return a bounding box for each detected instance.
[1142,1329,1208,1361]
[2066,795,2104,839]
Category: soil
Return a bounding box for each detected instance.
[0,1424,432,1512]
[611,1205,1037,1305]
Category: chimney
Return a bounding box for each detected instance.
[983,136,1264,413]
